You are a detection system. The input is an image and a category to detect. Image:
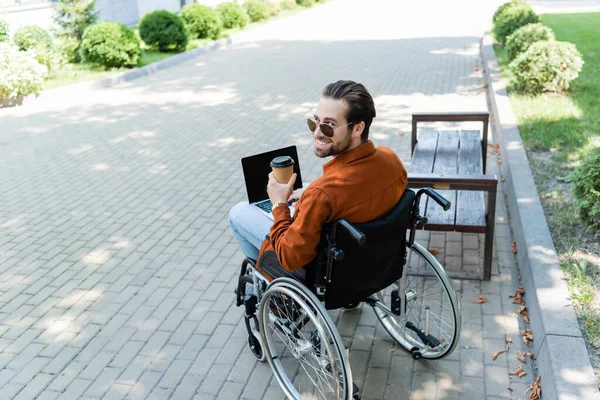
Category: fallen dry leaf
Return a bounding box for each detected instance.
[492,350,505,361]
[524,351,536,361]
[518,306,530,324]
[398,130,405,136]
[521,329,533,347]
[511,241,517,254]
[526,376,542,400]
[510,285,526,304]
[501,177,506,182]
[507,387,513,392]
[388,343,396,355]
[517,351,526,363]
[506,337,513,344]
[473,295,487,304]
[524,314,530,324]
[508,365,526,378]
[428,248,441,255]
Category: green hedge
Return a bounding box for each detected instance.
[139,10,188,51]
[216,2,249,29]
[244,0,270,22]
[13,25,53,51]
[506,23,555,61]
[181,4,222,40]
[80,21,141,68]
[493,1,540,45]
[510,40,584,94]
[0,43,47,100]
[573,148,600,230]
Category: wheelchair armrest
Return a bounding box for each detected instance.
[334,219,366,247]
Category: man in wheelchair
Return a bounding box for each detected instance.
[229,80,408,275]
[229,81,460,400]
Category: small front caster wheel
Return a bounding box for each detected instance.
[248,334,265,362]
[411,346,422,360]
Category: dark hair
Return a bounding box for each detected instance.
[322,80,376,142]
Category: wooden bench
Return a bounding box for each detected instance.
[407,112,498,280]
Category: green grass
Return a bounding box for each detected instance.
[496,11,600,375]
[43,2,323,90]
[497,12,600,154]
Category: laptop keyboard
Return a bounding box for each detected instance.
[255,200,273,213]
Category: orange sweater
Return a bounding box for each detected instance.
[260,140,408,272]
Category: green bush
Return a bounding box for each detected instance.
[244,0,270,22]
[296,0,315,7]
[181,4,222,40]
[280,0,296,9]
[493,0,526,24]
[80,21,140,68]
[510,40,584,94]
[216,2,249,29]
[267,2,281,16]
[0,20,9,43]
[13,25,53,51]
[506,23,555,61]
[0,43,47,101]
[573,148,600,230]
[493,2,540,45]
[55,37,79,63]
[139,10,188,51]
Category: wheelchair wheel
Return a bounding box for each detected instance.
[259,277,353,400]
[372,242,460,359]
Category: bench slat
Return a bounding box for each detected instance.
[410,129,438,212]
[424,130,458,227]
[410,129,438,173]
[456,131,486,229]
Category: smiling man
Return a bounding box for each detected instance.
[229,80,408,276]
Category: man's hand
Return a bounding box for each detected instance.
[267,172,297,204]
[287,188,304,202]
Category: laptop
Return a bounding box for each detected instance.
[241,146,303,220]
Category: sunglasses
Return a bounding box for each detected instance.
[307,118,353,138]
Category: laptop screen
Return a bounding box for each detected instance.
[241,146,303,204]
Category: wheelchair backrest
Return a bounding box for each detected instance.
[323,189,416,310]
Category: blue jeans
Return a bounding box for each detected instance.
[228,202,273,260]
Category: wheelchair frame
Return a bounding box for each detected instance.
[234,188,462,400]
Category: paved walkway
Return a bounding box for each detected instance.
[0,0,540,398]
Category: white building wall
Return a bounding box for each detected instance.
[96,0,140,26]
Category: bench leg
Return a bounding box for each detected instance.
[483,188,497,281]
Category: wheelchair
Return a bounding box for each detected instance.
[234,188,461,400]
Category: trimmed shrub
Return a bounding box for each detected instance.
[244,0,270,22]
[493,2,540,45]
[510,40,584,94]
[13,25,53,51]
[0,20,9,43]
[139,10,188,51]
[216,2,249,29]
[267,2,281,16]
[296,0,315,7]
[573,148,600,230]
[80,22,141,68]
[493,0,526,23]
[506,23,555,61]
[181,4,222,40]
[280,0,296,9]
[0,43,47,101]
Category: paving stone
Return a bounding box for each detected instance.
[0,1,523,398]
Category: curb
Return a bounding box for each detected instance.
[480,31,600,400]
[3,36,233,108]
